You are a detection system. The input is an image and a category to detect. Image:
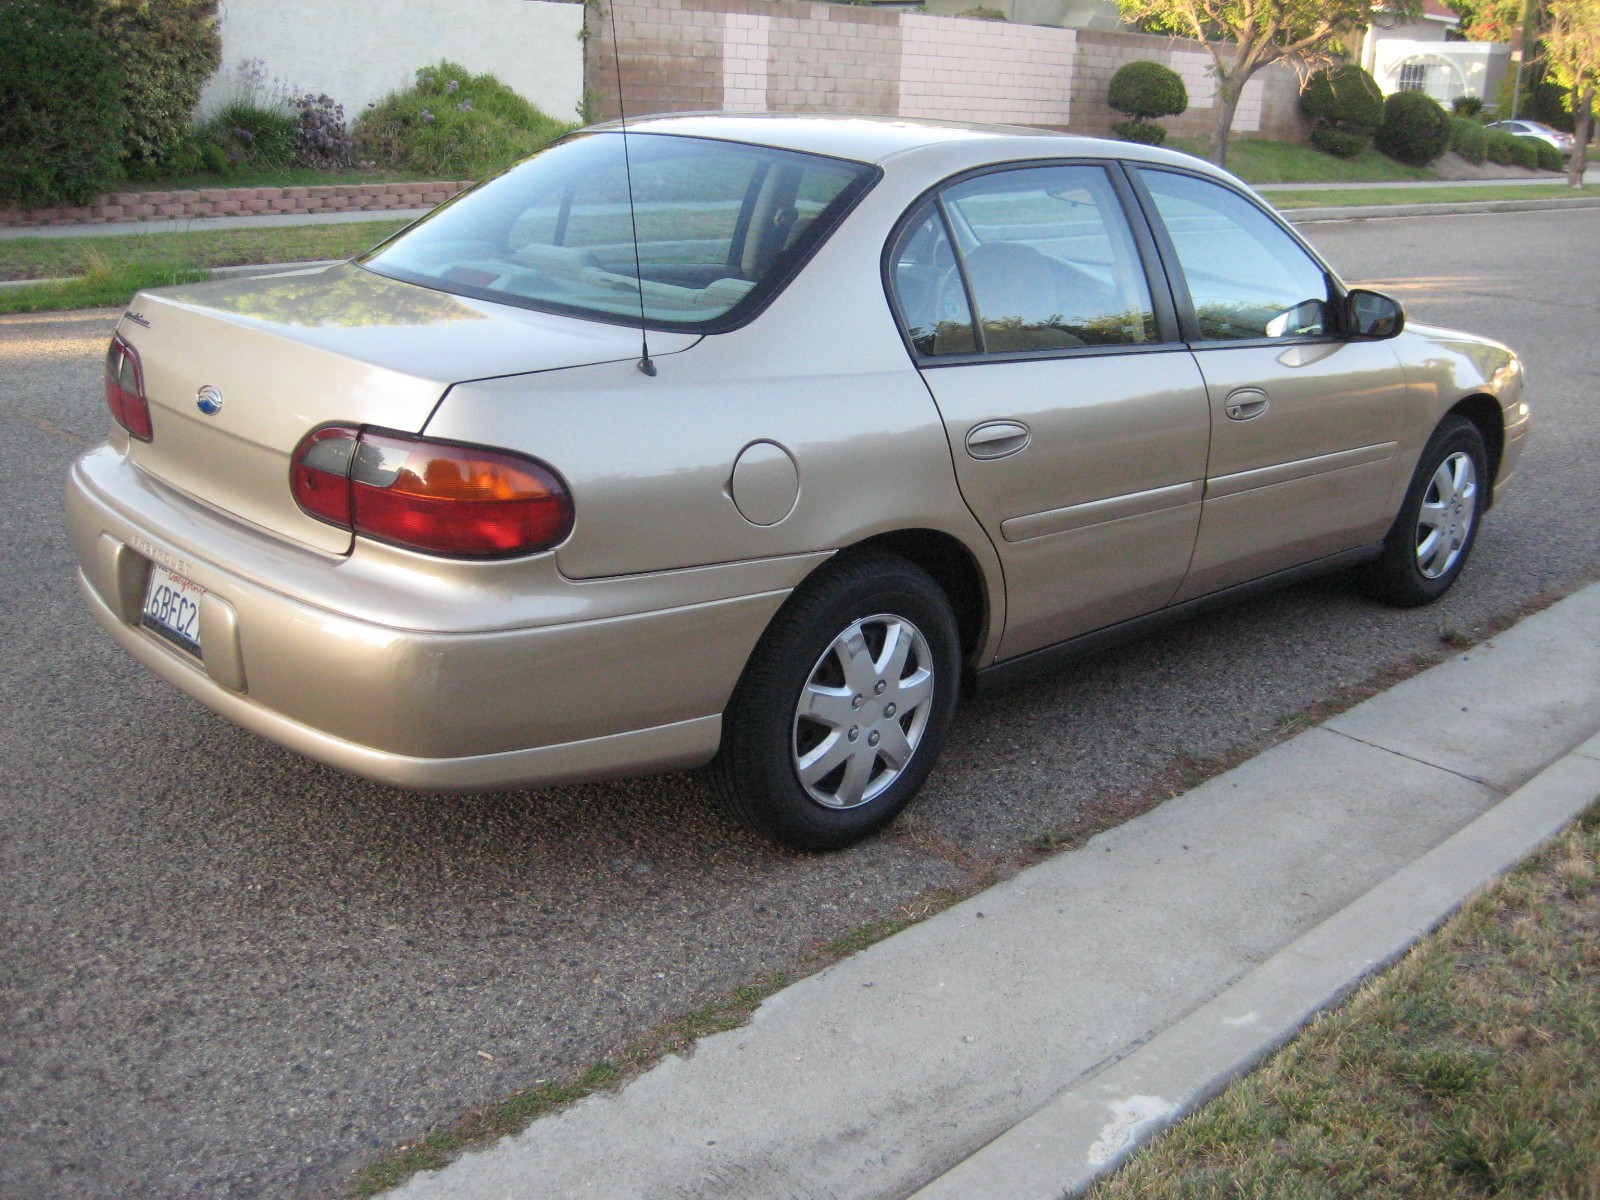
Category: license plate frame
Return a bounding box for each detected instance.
[141,562,204,657]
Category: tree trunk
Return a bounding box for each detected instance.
[1210,76,1244,168]
[1569,84,1594,190]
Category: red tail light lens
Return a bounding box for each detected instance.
[290,425,574,558]
[105,334,153,441]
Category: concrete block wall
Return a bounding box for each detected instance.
[0,182,473,229]
[590,0,1310,144]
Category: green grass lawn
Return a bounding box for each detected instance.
[1088,803,1600,1200]
[0,221,408,314]
[1270,183,1595,209]
[1167,138,1440,184]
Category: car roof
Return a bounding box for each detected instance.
[589,112,1236,181]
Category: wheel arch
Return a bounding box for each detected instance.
[1447,393,1504,508]
[841,529,994,675]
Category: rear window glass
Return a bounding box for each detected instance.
[362,132,875,332]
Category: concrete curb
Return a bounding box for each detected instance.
[1287,195,1600,223]
[909,734,1600,1200]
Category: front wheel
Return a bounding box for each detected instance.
[1357,415,1489,607]
[712,552,961,851]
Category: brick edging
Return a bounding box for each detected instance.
[0,180,476,229]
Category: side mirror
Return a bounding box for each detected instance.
[1346,289,1405,340]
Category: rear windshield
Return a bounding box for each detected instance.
[361,132,876,332]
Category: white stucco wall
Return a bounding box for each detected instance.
[197,0,585,123]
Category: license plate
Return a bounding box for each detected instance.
[142,562,204,656]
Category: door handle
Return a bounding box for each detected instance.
[965,420,1030,460]
[1223,389,1269,422]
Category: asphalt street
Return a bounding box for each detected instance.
[2,207,1598,1199]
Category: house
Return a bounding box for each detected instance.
[1358,0,1513,105]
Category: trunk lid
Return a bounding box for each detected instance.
[119,263,695,554]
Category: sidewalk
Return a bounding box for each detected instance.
[385,580,1600,1200]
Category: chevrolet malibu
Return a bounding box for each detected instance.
[68,115,1529,850]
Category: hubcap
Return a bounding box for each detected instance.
[1415,450,1478,580]
[791,613,935,810]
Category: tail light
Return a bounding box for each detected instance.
[105,334,153,441]
[290,425,574,558]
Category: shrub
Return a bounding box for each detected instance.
[354,62,573,178]
[205,101,298,170]
[1451,95,1484,117]
[1449,115,1488,163]
[0,0,127,206]
[1108,61,1188,122]
[1375,91,1452,166]
[1300,65,1384,130]
[1310,125,1368,157]
[93,0,221,174]
[1485,129,1537,168]
[1113,118,1167,145]
[954,5,1007,17]
[294,94,355,169]
[1524,137,1564,171]
[1528,80,1577,132]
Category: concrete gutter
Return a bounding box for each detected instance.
[385,581,1600,1200]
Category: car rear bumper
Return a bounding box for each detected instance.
[68,448,817,791]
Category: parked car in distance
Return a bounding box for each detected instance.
[68,116,1529,851]
[1485,118,1575,155]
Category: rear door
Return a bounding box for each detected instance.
[889,162,1210,661]
[1129,167,1411,601]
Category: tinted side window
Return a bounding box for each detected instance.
[1138,169,1331,342]
[888,205,976,357]
[942,165,1158,353]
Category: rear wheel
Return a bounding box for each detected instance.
[1358,415,1488,607]
[712,551,961,851]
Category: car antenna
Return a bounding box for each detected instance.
[608,7,656,377]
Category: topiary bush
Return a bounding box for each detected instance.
[1451,95,1484,117]
[1449,115,1488,163]
[1375,91,1452,166]
[1300,65,1385,130]
[1113,118,1167,145]
[93,0,221,176]
[0,0,127,207]
[354,62,574,178]
[1309,125,1368,157]
[1107,60,1187,144]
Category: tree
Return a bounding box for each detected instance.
[1543,0,1600,185]
[1115,0,1414,166]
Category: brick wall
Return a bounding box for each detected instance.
[588,0,1310,144]
[0,181,473,230]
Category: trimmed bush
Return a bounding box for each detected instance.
[1524,137,1564,171]
[1108,61,1188,122]
[1449,115,1488,163]
[1309,125,1368,157]
[1113,118,1167,145]
[93,0,221,174]
[1451,95,1484,117]
[0,0,127,206]
[1375,91,1452,166]
[354,62,573,178]
[1300,65,1384,130]
[1485,129,1537,168]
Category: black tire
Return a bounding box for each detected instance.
[1357,415,1489,607]
[711,551,961,852]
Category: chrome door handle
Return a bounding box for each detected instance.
[1223,389,1269,421]
[965,420,1031,460]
